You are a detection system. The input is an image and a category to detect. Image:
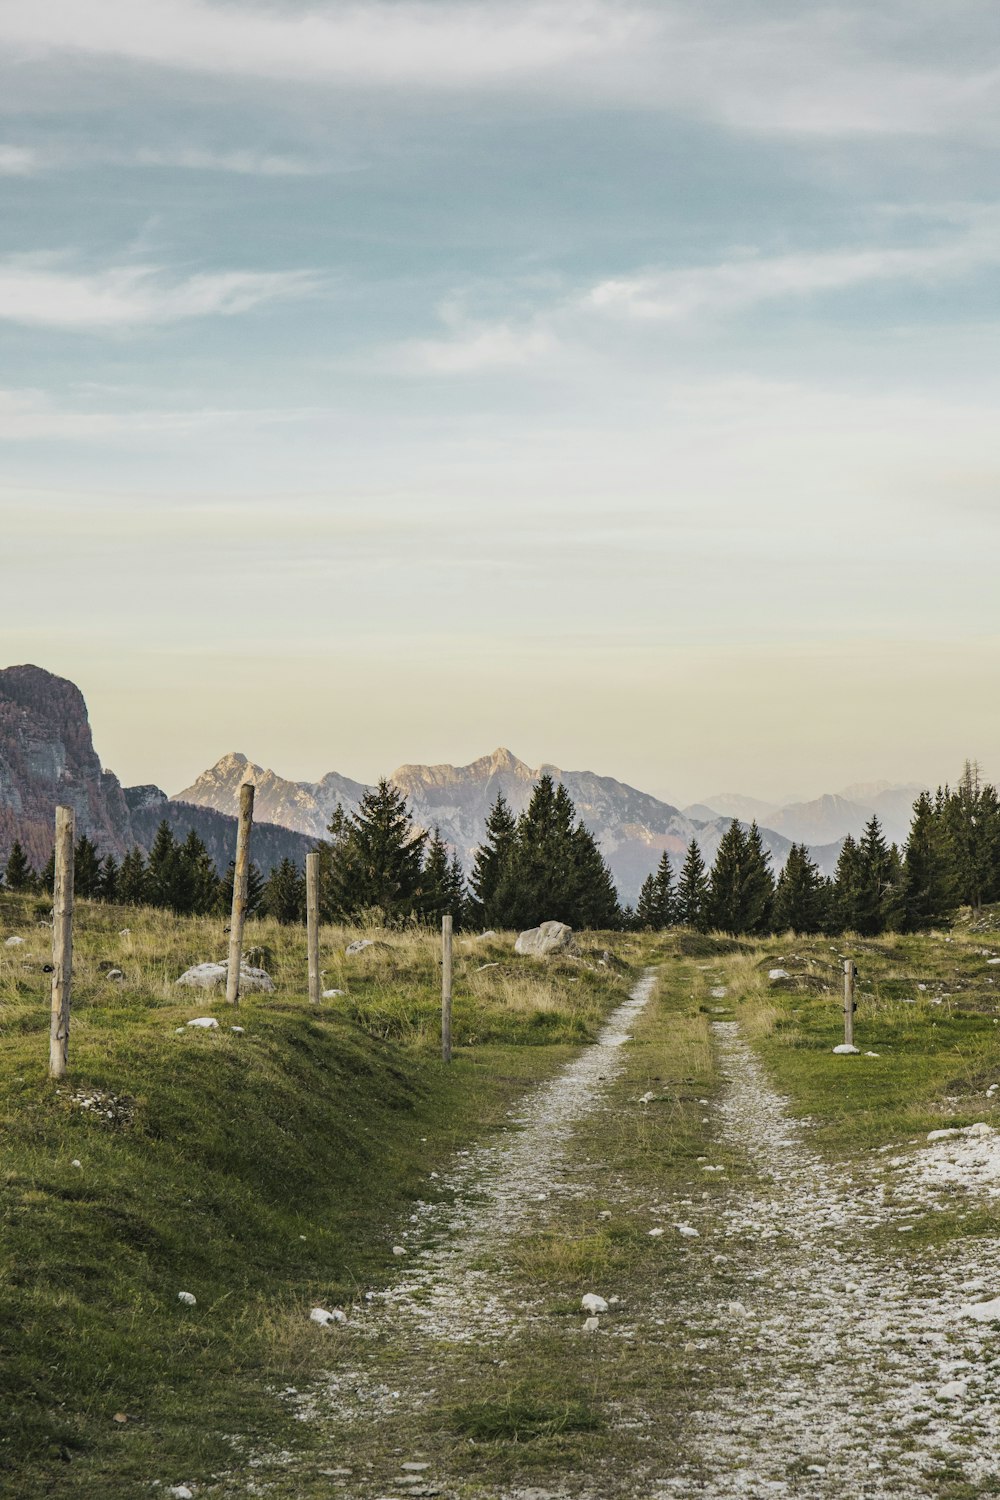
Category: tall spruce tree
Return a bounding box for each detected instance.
[3,840,36,892]
[675,839,709,929]
[468,793,517,927]
[118,846,149,906]
[855,816,893,935]
[569,820,621,929]
[491,774,620,929]
[219,859,265,917]
[636,851,675,929]
[903,791,954,929]
[98,854,120,904]
[420,829,466,926]
[74,835,103,898]
[314,804,359,922]
[832,833,863,931]
[773,843,825,933]
[261,857,306,924]
[945,761,1000,914]
[707,821,749,934]
[347,778,426,923]
[743,822,775,934]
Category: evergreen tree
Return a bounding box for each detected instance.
[902,791,954,929]
[773,843,825,934]
[468,793,517,927]
[118,846,149,906]
[675,840,709,929]
[491,774,620,929]
[832,834,862,930]
[3,840,36,892]
[636,851,675,929]
[74,835,103,898]
[178,829,221,915]
[314,804,359,922]
[855,816,893,935]
[707,820,749,934]
[944,761,1000,914]
[346,779,427,922]
[38,851,55,896]
[146,821,181,909]
[261,857,306,924]
[219,859,265,918]
[98,854,120,904]
[569,820,621,929]
[743,822,775,934]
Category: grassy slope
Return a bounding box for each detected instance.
[0,895,637,1496]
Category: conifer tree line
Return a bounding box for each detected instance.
[3,759,1000,934]
[633,762,1000,936]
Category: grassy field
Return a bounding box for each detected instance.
[0,894,638,1497]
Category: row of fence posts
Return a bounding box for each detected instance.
[44,792,458,1078]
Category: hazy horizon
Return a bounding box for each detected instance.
[3,2,999,802]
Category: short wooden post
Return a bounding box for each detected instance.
[49,805,75,1079]
[441,913,453,1064]
[226,783,255,1007]
[306,852,321,1005]
[843,959,856,1048]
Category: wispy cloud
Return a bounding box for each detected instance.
[0,388,319,439]
[0,255,321,330]
[131,147,325,176]
[0,144,40,174]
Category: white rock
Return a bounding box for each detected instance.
[4,935,25,946]
[710,986,727,998]
[186,1017,219,1030]
[937,1380,968,1400]
[477,931,498,939]
[637,1091,656,1104]
[961,1296,1000,1321]
[310,1307,347,1326]
[392,1245,406,1256]
[675,1224,700,1238]
[322,989,346,998]
[833,1044,860,1055]
[401,1463,430,1472]
[230,1025,245,1034]
[166,1488,194,1499]
[726,1300,748,1317]
[648,1227,665,1237]
[118,928,131,937]
[345,939,376,956]
[768,968,790,981]
[71,1159,82,1169]
[864,1051,881,1058]
[177,1291,197,1306]
[581,1293,608,1314]
[176,962,274,993]
[988,959,1000,966]
[582,1316,600,1332]
[514,921,579,958]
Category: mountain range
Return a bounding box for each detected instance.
[0,663,927,904]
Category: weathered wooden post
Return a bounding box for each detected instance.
[226,783,255,1007]
[49,805,75,1079]
[843,958,856,1048]
[441,913,453,1064]
[306,852,321,1005]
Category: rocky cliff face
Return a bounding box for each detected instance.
[0,665,133,865]
[173,746,811,903]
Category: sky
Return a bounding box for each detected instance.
[1,0,999,805]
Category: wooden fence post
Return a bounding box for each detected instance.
[441,913,453,1063]
[226,783,255,1007]
[843,959,856,1048]
[49,805,75,1080]
[306,852,321,1005]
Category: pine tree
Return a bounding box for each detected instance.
[3,840,36,892]
[118,846,149,907]
[944,761,1000,914]
[261,857,306,924]
[178,829,221,915]
[855,816,893,935]
[468,793,517,927]
[902,791,954,929]
[74,835,103,898]
[345,779,426,923]
[314,804,359,922]
[636,851,675,929]
[743,822,775,934]
[146,821,181,909]
[675,840,709,929]
[569,820,621,929]
[491,774,620,930]
[773,843,825,934]
[38,851,55,896]
[707,821,749,934]
[98,855,120,904]
[420,829,455,924]
[833,834,863,931]
[219,859,265,917]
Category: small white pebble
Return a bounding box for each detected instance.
[392,1245,406,1256]
[177,1291,196,1306]
[675,1224,700,1238]
[582,1316,600,1332]
[648,1227,665,1237]
[166,1488,194,1499]
[581,1293,608,1313]
[70,1159,82,1169]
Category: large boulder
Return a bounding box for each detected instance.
[176,961,275,994]
[515,921,579,958]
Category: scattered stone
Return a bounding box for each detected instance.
[675,1224,700,1238]
[71,1159,82,1169]
[231,1025,245,1034]
[176,962,274,993]
[768,968,790,981]
[581,1293,608,1313]
[514,921,579,958]
[648,1227,665,1237]
[833,1044,860,1055]
[401,1464,430,1472]
[177,1292,197,1306]
[322,989,346,998]
[119,928,131,937]
[345,939,376,956]
[166,1488,194,1499]
[105,968,124,981]
[583,1316,600,1332]
[186,1017,220,1030]
[711,986,727,998]
[392,1245,406,1256]
[476,962,500,972]
[960,1296,1000,1321]
[477,931,498,939]
[4,935,25,946]
[310,1307,347,1326]
[937,1379,969,1400]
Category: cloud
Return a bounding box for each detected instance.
[1,0,641,88]
[0,388,319,439]
[0,144,40,174]
[131,147,324,176]
[399,320,556,374]
[582,213,1000,322]
[0,255,321,330]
